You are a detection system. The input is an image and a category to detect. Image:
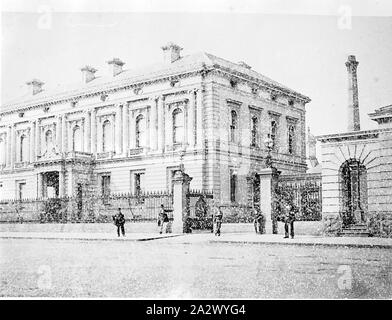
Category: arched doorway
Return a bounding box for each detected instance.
[340,159,367,226]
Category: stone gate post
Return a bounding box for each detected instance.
[259,168,280,234]
[172,170,192,233]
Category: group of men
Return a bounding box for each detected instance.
[112,202,296,238]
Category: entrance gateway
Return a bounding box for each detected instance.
[340,158,367,226]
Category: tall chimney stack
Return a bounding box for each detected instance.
[107,58,125,77]
[26,79,44,95]
[81,65,97,84]
[161,42,183,63]
[345,55,360,131]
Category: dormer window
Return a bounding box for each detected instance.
[71,101,78,108]
[101,94,108,102]
[43,106,50,113]
[230,78,238,89]
[288,99,294,106]
[270,93,277,102]
[19,112,24,118]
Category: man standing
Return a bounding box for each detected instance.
[283,204,295,239]
[253,209,264,234]
[113,208,126,237]
[213,206,223,236]
[158,204,170,234]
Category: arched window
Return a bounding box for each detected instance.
[251,116,258,147]
[20,135,29,162]
[135,115,145,148]
[45,130,53,154]
[72,126,82,152]
[172,108,184,144]
[0,138,5,165]
[270,120,277,149]
[102,120,112,152]
[288,125,295,154]
[230,110,238,142]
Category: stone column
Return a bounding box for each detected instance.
[97,118,103,153]
[157,95,165,152]
[149,97,158,151]
[29,123,35,163]
[122,104,129,155]
[196,88,204,148]
[188,91,196,148]
[85,111,91,153]
[10,125,15,168]
[146,107,150,151]
[6,126,11,167]
[67,168,73,197]
[259,167,280,234]
[58,170,65,197]
[91,109,97,154]
[35,120,41,159]
[129,112,135,149]
[115,104,122,155]
[61,115,67,154]
[172,170,192,233]
[37,173,43,198]
[56,116,62,153]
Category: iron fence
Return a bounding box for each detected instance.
[276,174,322,221]
[0,191,173,223]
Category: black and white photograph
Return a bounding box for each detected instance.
[0,0,391,304]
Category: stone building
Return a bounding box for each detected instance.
[318,55,392,237]
[0,43,310,208]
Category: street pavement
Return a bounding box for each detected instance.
[0,232,391,298]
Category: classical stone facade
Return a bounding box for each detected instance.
[318,56,392,237]
[0,43,310,206]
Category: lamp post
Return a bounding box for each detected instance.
[178,146,186,173]
[264,135,274,168]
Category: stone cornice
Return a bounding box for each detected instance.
[0,68,205,116]
[316,129,388,143]
[211,66,311,104]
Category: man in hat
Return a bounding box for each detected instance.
[283,204,295,239]
[113,208,126,237]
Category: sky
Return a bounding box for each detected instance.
[1,0,392,137]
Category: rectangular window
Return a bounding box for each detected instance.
[17,181,26,200]
[134,172,145,195]
[101,174,111,198]
[230,169,237,203]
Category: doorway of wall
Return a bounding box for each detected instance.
[340,159,367,226]
[43,171,59,198]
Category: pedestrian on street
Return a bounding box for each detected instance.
[158,204,170,234]
[253,209,264,234]
[283,204,295,239]
[113,208,126,237]
[213,206,223,236]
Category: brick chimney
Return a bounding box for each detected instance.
[81,65,97,83]
[161,42,183,63]
[345,55,360,131]
[107,58,125,77]
[26,79,44,95]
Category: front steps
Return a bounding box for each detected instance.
[339,223,370,237]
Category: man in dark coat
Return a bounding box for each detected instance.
[253,209,264,234]
[283,204,295,239]
[213,206,223,236]
[113,208,126,237]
